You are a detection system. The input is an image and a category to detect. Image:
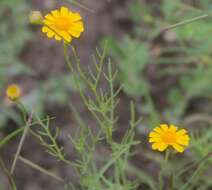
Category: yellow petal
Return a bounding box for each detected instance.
[157,143,168,152]
[177,139,189,146]
[54,35,62,41]
[43,20,53,26]
[69,12,82,22]
[51,10,60,17]
[42,26,49,33]
[60,6,69,16]
[169,125,178,132]
[45,14,55,21]
[46,31,54,38]
[153,127,163,134]
[149,132,160,138]
[149,137,161,143]
[71,22,84,32]
[152,143,159,150]
[69,30,81,38]
[172,143,184,153]
[177,129,187,136]
[152,142,167,151]
[160,124,168,131]
[63,34,72,42]
[178,135,190,141]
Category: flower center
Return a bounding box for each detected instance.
[54,17,71,30]
[162,131,176,144]
[9,87,18,95]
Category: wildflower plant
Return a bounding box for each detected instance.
[1,1,212,190]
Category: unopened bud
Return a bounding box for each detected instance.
[29,11,43,24]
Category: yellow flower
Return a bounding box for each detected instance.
[42,6,84,42]
[6,84,22,101]
[29,11,43,24]
[149,124,190,153]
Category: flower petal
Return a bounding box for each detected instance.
[152,143,159,150]
[71,22,84,32]
[178,135,190,141]
[172,143,184,153]
[45,14,55,21]
[153,127,163,134]
[42,26,49,33]
[60,6,69,16]
[177,139,189,146]
[169,125,178,132]
[149,132,160,138]
[46,30,54,38]
[69,12,82,22]
[149,137,161,143]
[51,10,60,17]
[152,142,167,151]
[54,35,62,41]
[160,124,168,131]
[157,143,168,152]
[177,129,187,136]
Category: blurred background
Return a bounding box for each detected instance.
[0,0,212,189]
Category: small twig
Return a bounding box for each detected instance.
[64,0,95,13]
[161,14,209,33]
[182,114,212,126]
[0,156,17,190]
[18,156,64,182]
[10,111,34,174]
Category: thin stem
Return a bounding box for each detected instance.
[96,145,129,183]
[63,43,88,106]
[161,14,209,32]
[165,149,173,190]
[10,111,34,174]
[63,42,73,72]
[18,156,64,182]
[0,127,24,148]
[64,0,94,13]
[0,156,17,190]
[165,149,170,162]
[108,60,115,133]
[15,100,27,123]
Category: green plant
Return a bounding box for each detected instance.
[1,1,212,189]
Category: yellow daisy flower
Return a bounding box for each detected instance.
[42,6,84,43]
[149,124,190,153]
[6,84,22,101]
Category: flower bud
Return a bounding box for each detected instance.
[6,84,22,101]
[29,11,43,24]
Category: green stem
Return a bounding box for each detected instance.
[108,60,115,143]
[0,156,17,190]
[161,14,209,32]
[0,127,24,149]
[18,156,64,182]
[15,100,27,123]
[63,42,73,72]
[10,111,34,174]
[165,149,173,190]
[165,149,170,162]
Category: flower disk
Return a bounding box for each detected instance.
[149,124,190,153]
[6,84,21,101]
[42,6,84,42]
